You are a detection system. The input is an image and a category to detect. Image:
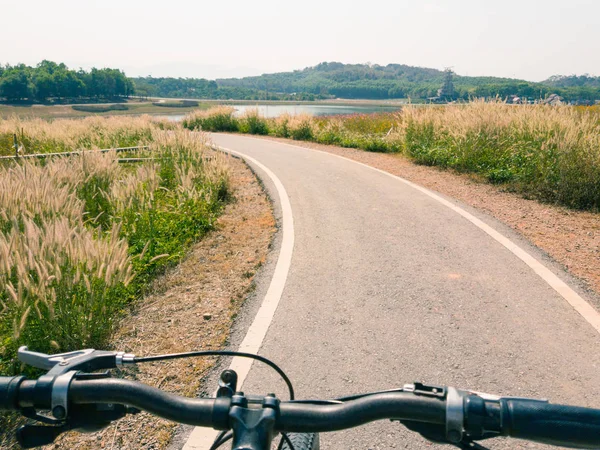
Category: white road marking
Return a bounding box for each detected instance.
[183,135,600,448]
[183,145,295,449]
[238,135,600,335]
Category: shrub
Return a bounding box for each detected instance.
[272,114,291,138]
[182,106,239,132]
[240,109,269,135]
[71,104,129,113]
[289,119,314,141]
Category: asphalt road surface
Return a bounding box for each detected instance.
[187,133,600,449]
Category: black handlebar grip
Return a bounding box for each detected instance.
[0,376,25,411]
[502,399,600,449]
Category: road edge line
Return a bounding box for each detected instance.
[240,135,600,335]
[183,145,295,449]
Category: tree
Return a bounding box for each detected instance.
[438,69,456,100]
[0,68,32,101]
[33,71,56,101]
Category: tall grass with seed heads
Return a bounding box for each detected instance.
[0,122,229,375]
[0,115,175,156]
[399,101,600,209]
[182,106,240,132]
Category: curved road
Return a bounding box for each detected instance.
[185,133,600,449]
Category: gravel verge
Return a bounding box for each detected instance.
[44,151,276,449]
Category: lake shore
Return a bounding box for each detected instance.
[0,98,408,120]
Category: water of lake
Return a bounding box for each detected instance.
[164,104,401,121]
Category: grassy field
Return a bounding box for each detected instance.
[0,100,211,120]
[183,102,600,211]
[0,115,165,156]
[0,116,230,375]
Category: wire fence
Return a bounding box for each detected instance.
[2,134,215,164]
[0,143,150,161]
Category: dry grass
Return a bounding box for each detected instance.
[0,115,177,156]
[400,101,600,209]
[0,119,230,376]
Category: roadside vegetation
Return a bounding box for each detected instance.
[183,102,600,211]
[0,116,230,376]
[0,115,165,156]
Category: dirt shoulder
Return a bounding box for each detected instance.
[260,135,600,297]
[49,152,276,449]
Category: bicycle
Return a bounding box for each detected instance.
[1,346,600,449]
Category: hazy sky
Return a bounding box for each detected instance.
[2,0,599,81]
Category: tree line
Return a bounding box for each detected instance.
[0,61,134,102]
[2,60,599,104]
[132,76,321,101]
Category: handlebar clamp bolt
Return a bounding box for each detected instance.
[52,405,66,420]
[447,430,462,443]
[231,392,248,408]
[263,394,280,410]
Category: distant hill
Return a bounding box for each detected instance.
[216,62,446,99]
[132,62,600,103]
[215,62,599,101]
[542,74,600,88]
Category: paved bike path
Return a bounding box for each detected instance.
[196,134,600,449]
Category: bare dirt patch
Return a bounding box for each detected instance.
[49,153,276,449]
[261,136,600,297]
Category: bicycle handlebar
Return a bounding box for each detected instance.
[3,375,600,449]
[501,399,600,448]
[0,376,24,411]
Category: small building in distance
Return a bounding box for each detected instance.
[542,93,564,105]
[508,95,523,104]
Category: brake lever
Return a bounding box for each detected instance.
[18,347,98,371]
[18,346,135,375]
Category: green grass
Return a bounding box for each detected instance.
[182,106,240,132]
[71,104,129,113]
